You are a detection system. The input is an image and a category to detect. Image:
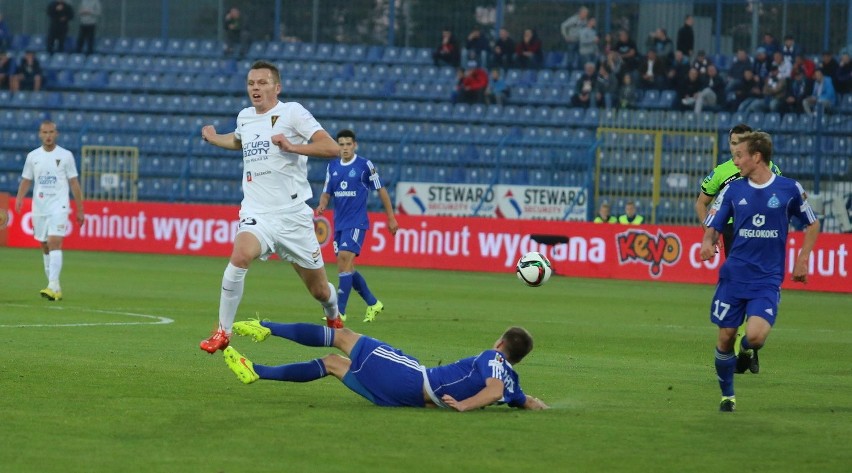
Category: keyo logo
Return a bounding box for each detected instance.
[616,229,682,278]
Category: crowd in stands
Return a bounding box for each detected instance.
[1,3,851,119]
[436,7,851,116]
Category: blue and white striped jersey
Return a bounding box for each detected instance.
[425,349,527,408]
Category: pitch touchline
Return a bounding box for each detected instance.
[0,304,174,327]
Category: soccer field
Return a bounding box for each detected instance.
[1,247,850,472]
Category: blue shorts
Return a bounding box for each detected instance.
[334,228,366,256]
[341,336,426,407]
[709,279,780,328]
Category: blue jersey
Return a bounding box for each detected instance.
[322,155,382,231]
[425,349,527,408]
[704,174,816,287]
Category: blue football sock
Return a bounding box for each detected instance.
[260,322,334,347]
[338,272,353,315]
[741,336,752,352]
[352,271,377,306]
[254,359,327,382]
[715,348,736,397]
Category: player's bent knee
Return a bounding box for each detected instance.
[322,354,351,378]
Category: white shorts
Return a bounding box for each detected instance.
[32,212,70,242]
[238,204,325,270]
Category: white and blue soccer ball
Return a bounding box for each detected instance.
[516,252,553,287]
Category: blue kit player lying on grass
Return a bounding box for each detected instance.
[223,320,549,411]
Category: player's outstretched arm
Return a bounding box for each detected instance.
[521,395,549,410]
[792,220,820,283]
[201,126,241,150]
[377,187,399,235]
[272,130,340,158]
[441,378,504,412]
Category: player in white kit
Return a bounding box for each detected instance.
[199,60,344,353]
[15,120,85,301]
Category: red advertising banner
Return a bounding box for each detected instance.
[7,199,850,293]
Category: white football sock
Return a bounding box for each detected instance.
[48,250,63,291]
[322,282,339,319]
[218,263,247,335]
[43,254,50,282]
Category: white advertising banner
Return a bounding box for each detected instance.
[395,182,588,221]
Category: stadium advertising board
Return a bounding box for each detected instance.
[395,182,588,221]
[6,198,850,293]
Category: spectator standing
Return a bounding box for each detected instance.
[485,68,509,106]
[638,49,666,90]
[15,50,43,91]
[46,0,74,54]
[560,6,589,68]
[676,15,694,57]
[577,17,599,68]
[802,69,836,115]
[571,61,601,108]
[780,35,800,67]
[835,53,851,94]
[515,28,543,69]
[0,12,11,52]
[465,26,490,65]
[223,7,245,57]
[433,28,461,68]
[618,201,644,224]
[76,0,101,55]
[492,28,515,69]
[0,50,15,91]
[614,30,638,77]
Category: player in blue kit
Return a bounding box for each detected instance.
[222,319,549,411]
[700,131,820,412]
[316,129,399,322]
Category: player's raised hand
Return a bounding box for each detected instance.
[271,133,295,152]
[201,125,217,142]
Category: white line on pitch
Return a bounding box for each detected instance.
[0,304,174,327]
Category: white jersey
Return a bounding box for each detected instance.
[21,145,78,216]
[234,101,323,214]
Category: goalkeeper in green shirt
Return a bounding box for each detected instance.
[695,124,782,256]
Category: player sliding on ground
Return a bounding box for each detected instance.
[223,319,549,411]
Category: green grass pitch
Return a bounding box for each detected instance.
[1,247,850,472]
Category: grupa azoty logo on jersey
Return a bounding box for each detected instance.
[242,135,269,158]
